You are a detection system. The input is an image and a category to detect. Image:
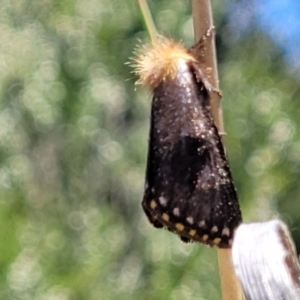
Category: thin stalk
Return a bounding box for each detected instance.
[192,1,243,299]
[192,0,221,129]
[138,0,158,43]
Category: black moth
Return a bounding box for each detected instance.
[135,36,242,248]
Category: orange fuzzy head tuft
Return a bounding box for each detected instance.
[133,38,196,89]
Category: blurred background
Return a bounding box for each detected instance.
[0,0,300,299]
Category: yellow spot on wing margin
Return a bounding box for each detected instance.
[162,213,170,222]
[202,234,209,241]
[175,223,184,231]
[189,229,196,236]
[213,237,221,245]
[150,200,157,209]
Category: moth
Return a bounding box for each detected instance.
[134,35,242,248]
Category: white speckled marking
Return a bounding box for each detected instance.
[222,227,230,237]
[173,207,180,216]
[186,216,194,224]
[211,226,218,233]
[198,220,206,227]
[158,196,167,206]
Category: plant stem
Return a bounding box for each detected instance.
[192,0,222,130]
[138,0,158,43]
[191,1,243,299]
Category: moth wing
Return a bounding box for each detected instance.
[142,58,241,248]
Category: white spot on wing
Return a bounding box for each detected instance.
[211,226,218,233]
[198,220,206,227]
[159,196,167,206]
[173,207,180,216]
[222,227,230,237]
[186,216,194,224]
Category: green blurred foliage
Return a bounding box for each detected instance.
[0,0,299,299]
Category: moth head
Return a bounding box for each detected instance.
[132,37,196,89]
